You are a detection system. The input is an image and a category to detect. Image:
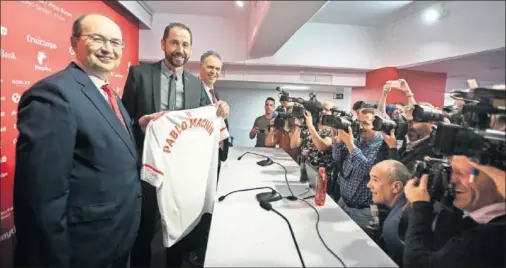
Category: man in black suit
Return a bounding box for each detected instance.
[13,14,140,268]
[122,23,230,268]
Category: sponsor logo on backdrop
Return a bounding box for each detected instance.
[1,156,6,163]
[1,207,14,223]
[0,173,8,178]
[13,138,17,144]
[1,96,5,102]
[12,93,21,104]
[11,110,17,116]
[13,124,17,129]
[69,47,75,56]
[12,80,31,87]
[0,112,4,117]
[27,34,57,50]
[127,61,131,72]
[1,49,16,60]
[0,127,6,133]
[0,227,16,243]
[35,51,52,72]
[1,25,7,36]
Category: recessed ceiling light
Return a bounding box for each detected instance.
[423,8,441,24]
[235,1,244,8]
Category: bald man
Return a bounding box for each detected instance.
[14,14,140,268]
[367,160,412,267]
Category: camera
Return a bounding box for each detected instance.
[373,114,409,140]
[412,157,454,203]
[275,87,323,126]
[273,105,305,129]
[429,87,506,169]
[321,108,360,136]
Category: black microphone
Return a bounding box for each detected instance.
[237,151,271,161]
[238,151,297,199]
[218,187,282,203]
[258,201,306,268]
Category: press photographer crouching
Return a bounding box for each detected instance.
[366,160,412,267]
[403,156,505,268]
[331,108,384,228]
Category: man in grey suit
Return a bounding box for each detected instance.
[122,22,229,267]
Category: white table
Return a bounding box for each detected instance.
[204,147,398,268]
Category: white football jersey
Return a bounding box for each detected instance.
[141,105,229,247]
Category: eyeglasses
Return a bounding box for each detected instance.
[77,34,125,49]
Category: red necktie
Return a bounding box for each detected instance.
[102,84,127,130]
[209,88,218,104]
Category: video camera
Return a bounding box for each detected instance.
[274,87,324,127]
[429,87,506,170]
[412,157,454,204]
[372,114,409,140]
[321,108,360,136]
[412,104,464,124]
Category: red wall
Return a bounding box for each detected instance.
[351,67,447,108]
[0,1,139,267]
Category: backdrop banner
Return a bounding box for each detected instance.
[0,1,139,266]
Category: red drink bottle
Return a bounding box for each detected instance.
[315,167,327,206]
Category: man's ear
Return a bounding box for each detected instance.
[392,181,404,194]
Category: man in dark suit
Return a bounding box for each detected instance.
[122,23,230,268]
[13,14,141,268]
[198,50,230,176]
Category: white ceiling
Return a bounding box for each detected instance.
[144,1,250,18]
[404,48,506,83]
[215,80,341,93]
[310,1,415,26]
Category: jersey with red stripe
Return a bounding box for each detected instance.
[141,105,229,247]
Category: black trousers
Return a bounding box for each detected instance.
[130,181,203,267]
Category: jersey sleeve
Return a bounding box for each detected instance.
[141,120,166,189]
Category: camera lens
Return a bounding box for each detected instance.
[413,105,447,122]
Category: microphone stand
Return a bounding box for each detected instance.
[299,151,309,183]
[259,201,306,268]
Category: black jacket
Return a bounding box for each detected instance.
[384,137,435,172]
[403,201,506,268]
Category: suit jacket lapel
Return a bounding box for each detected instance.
[68,63,137,160]
[152,61,162,112]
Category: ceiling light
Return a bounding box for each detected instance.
[235,1,244,8]
[281,85,310,90]
[423,8,441,24]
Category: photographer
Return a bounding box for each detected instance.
[382,102,438,171]
[332,108,384,228]
[378,79,416,119]
[402,155,505,268]
[249,97,276,147]
[264,96,302,161]
[291,101,334,180]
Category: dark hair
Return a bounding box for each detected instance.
[352,101,366,111]
[265,97,275,104]
[360,108,377,116]
[163,22,193,44]
[200,50,222,64]
[72,14,88,37]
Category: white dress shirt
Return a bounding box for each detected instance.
[202,82,216,104]
[74,60,109,101]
